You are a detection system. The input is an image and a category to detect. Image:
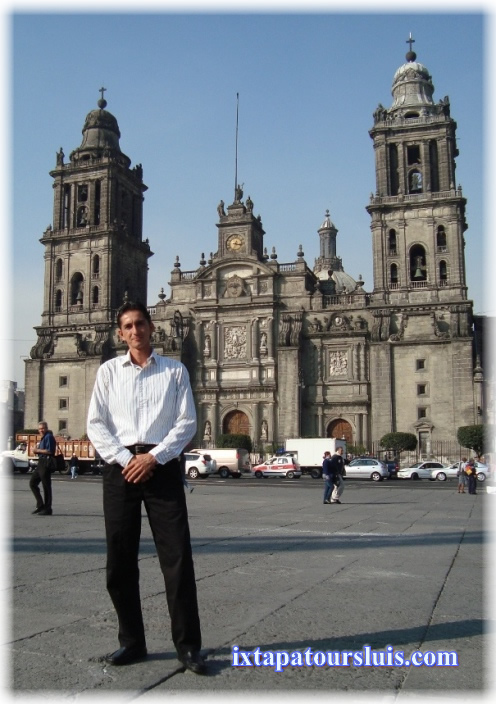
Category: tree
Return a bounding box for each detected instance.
[216,433,252,452]
[379,432,417,454]
[457,425,484,458]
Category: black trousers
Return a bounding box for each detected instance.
[102,458,202,655]
[29,457,53,510]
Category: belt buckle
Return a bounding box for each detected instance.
[135,444,146,455]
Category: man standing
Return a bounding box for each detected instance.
[29,421,56,516]
[70,453,79,480]
[322,451,334,504]
[87,301,206,674]
[465,458,477,495]
[329,446,346,504]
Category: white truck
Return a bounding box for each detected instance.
[284,437,347,478]
[1,442,30,473]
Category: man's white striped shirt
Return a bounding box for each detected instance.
[87,350,197,468]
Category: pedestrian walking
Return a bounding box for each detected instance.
[457,457,467,493]
[330,447,346,504]
[465,458,477,495]
[322,451,334,504]
[70,453,79,480]
[87,301,206,674]
[29,421,56,516]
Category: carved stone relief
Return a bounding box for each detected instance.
[329,350,348,377]
[224,326,247,359]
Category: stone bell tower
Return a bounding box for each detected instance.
[24,90,152,436]
[365,37,476,449]
[367,36,468,307]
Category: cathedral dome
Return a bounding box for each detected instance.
[79,98,122,152]
[315,267,357,294]
[391,48,435,110]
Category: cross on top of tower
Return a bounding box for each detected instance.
[405,32,417,62]
[98,86,107,109]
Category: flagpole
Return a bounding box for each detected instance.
[235,92,239,199]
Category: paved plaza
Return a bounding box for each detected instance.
[3,472,493,702]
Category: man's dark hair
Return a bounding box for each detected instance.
[117,301,152,328]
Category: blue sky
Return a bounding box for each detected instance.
[2,2,491,386]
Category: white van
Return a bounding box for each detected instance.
[191,448,251,478]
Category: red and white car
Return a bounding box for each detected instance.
[252,455,302,479]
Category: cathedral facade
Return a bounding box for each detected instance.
[24,45,483,456]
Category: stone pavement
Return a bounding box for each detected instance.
[3,473,493,702]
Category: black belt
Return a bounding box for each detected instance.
[125,444,157,455]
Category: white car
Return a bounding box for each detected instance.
[346,458,388,481]
[398,461,446,480]
[432,461,489,483]
[252,455,302,479]
[183,452,217,480]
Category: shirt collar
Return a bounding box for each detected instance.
[121,348,158,368]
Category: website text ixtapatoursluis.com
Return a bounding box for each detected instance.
[232,645,459,673]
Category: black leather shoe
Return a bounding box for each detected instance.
[37,508,53,515]
[32,506,44,514]
[178,650,207,675]
[105,645,147,666]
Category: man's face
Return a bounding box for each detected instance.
[337,448,343,455]
[38,424,47,436]
[118,310,154,352]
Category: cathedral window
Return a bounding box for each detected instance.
[410,245,427,282]
[429,140,440,192]
[70,272,84,306]
[388,144,399,196]
[439,260,448,285]
[59,376,68,388]
[92,254,100,278]
[416,359,426,371]
[436,226,447,251]
[77,184,88,202]
[407,145,421,165]
[54,289,63,312]
[55,258,63,282]
[417,383,428,396]
[77,205,88,227]
[62,185,71,228]
[58,420,68,433]
[59,398,69,410]
[390,263,399,287]
[417,407,428,419]
[388,229,397,254]
[408,169,423,193]
[92,286,100,306]
[94,180,101,226]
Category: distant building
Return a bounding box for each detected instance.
[24,42,483,456]
[1,380,25,448]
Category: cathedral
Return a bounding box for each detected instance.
[24,41,484,457]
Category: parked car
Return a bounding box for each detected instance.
[346,458,388,481]
[433,461,489,483]
[252,455,302,479]
[398,461,446,480]
[183,452,217,480]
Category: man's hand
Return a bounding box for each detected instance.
[122,453,158,483]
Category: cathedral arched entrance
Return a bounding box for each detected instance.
[327,418,353,444]
[223,410,250,436]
